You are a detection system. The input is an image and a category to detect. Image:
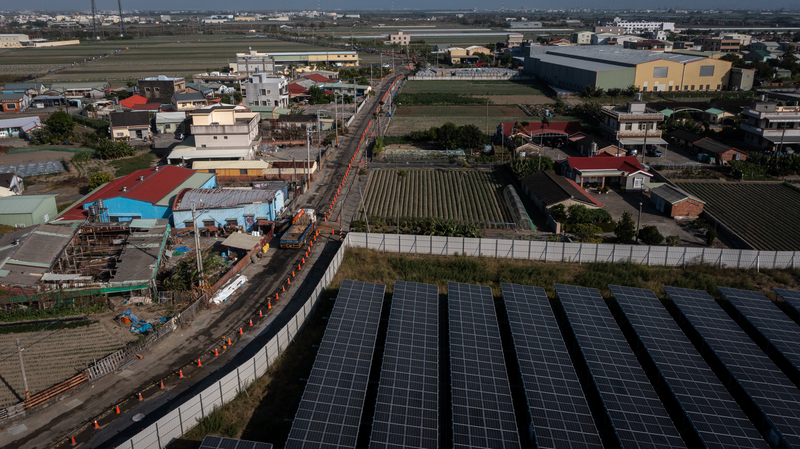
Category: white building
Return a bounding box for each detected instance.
[390,31,410,45]
[741,100,800,152]
[244,73,289,108]
[605,19,675,35]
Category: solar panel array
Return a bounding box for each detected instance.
[554,284,686,449]
[200,436,272,449]
[370,281,439,449]
[286,280,385,449]
[448,282,521,449]
[720,287,800,379]
[665,287,800,448]
[774,288,800,317]
[501,283,603,449]
[610,285,768,449]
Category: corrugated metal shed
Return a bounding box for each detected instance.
[0,195,56,214]
[173,188,276,211]
[154,172,215,207]
[155,111,186,124]
[192,160,270,170]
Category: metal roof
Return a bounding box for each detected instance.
[167,148,251,161]
[154,172,215,207]
[0,194,55,215]
[155,111,186,123]
[0,225,76,286]
[535,52,634,73]
[0,116,42,131]
[0,160,64,177]
[173,188,277,211]
[221,232,264,250]
[172,92,207,102]
[192,160,270,170]
[520,171,604,207]
[0,93,25,100]
[650,184,705,205]
[694,138,745,155]
[546,46,706,66]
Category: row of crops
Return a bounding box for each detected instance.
[361,169,514,226]
[676,182,800,251]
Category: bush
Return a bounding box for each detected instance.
[706,229,717,247]
[94,138,136,159]
[666,235,681,246]
[567,204,594,224]
[571,223,603,242]
[638,225,664,245]
[550,204,567,222]
[88,172,113,190]
[71,150,92,163]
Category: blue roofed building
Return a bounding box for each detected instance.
[172,187,285,233]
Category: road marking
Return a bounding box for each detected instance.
[64,399,84,409]
[7,424,27,436]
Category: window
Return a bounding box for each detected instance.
[7,103,16,110]
[668,85,673,91]
[690,85,695,90]
[642,86,647,92]
[705,85,710,90]
[145,87,150,91]
[267,90,271,94]
[717,84,721,90]
[154,87,160,92]
[633,177,643,189]
[116,132,124,137]
[240,169,248,175]
[203,219,215,227]
[699,65,715,77]
[109,217,120,223]
[684,85,689,91]
[208,169,216,173]
[201,144,206,147]
[653,67,668,78]
[625,123,632,131]
[260,89,266,95]
[224,136,228,139]
[184,220,194,227]
[226,219,238,227]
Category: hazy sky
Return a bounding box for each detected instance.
[16,0,799,12]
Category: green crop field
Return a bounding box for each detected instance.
[402,79,546,96]
[0,35,338,84]
[676,182,800,251]
[362,169,513,225]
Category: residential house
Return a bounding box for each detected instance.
[507,33,525,48]
[31,95,66,107]
[743,49,776,63]
[168,105,260,163]
[110,111,151,141]
[0,194,57,226]
[0,173,24,194]
[695,37,740,53]
[519,170,604,217]
[319,82,372,96]
[192,160,270,178]
[302,73,334,84]
[138,75,186,104]
[593,26,624,34]
[447,46,491,64]
[192,72,249,87]
[171,92,209,111]
[265,160,318,181]
[571,31,593,45]
[276,114,318,130]
[562,154,653,190]
[172,187,285,232]
[693,138,748,164]
[0,224,77,294]
[728,67,755,91]
[185,82,214,98]
[155,111,186,134]
[0,93,30,112]
[53,166,216,223]
[599,99,666,154]
[569,133,622,156]
[750,41,780,52]
[703,108,734,125]
[649,184,705,219]
[775,68,792,80]
[119,94,148,110]
[668,129,705,148]
[244,74,289,108]
[390,31,410,45]
[47,82,108,98]
[0,116,41,138]
[623,39,667,52]
[741,100,800,151]
[2,82,45,96]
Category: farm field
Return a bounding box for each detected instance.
[1,35,337,84]
[361,168,513,226]
[402,80,546,96]
[675,182,800,251]
[0,323,127,408]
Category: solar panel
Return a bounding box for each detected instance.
[664,287,800,448]
[286,280,385,449]
[501,283,603,449]
[610,285,768,449]
[200,435,272,449]
[448,282,521,449]
[370,281,439,449]
[554,284,686,449]
[773,288,800,321]
[720,287,800,383]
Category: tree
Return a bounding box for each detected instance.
[614,212,636,243]
[458,124,488,149]
[638,225,664,245]
[607,88,622,97]
[232,92,243,104]
[572,223,603,242]
[71,150,92,163]
[706,229,717,247]
[45,109,75,139]
[88,172,113,190]
[308,85,325,103]
[550,204,567,222]
[666,235,681,246]
[567,204,593,224]
[436,122,460,149]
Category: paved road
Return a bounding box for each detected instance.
[2,70,407,449]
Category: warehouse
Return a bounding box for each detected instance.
[0,195,57,227]
[172,188,285,232]
[524,46,731,93]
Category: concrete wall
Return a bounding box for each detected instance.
[85,197,171,222]
[172,194,284,231]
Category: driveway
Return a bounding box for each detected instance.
[595,189,710,247]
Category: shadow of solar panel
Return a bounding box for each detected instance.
[610,285,768,449]
[664,286,800,448]
[773,288,800,323]
[369,281,439,449]
[199,435,272,449]
[448,282,521,449]
[501,283,603,449]
[720,287,800,384]
[554,284,686,449]
[286,280,385,449]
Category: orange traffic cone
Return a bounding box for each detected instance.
[249,318,253,326]
[115,405,121,414]
[336,217,340,223]
[70,436,77,446]
[160,379,164,389]
[94,420,99,429]
[214,348,219,356]
[302,257,305,264]
[197,358,202,367]
[298,263,301,270]
[282,285,285,292]
[238,327,243,335]
[138,392,143,401]
[227,337,232,346]
[268,300,272,310]
[292,270,296,277]
[179,369,184,378]
[259,309,263,317]
[275,293,279,300]
[332,229,335,235]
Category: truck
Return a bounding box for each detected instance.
[280,209,316,249]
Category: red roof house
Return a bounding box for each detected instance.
[54,166,217,223]
[562,156,652,191]
[303,73,333,83]
[497,121,582,139]
[288,83,309,96]
[119,94,148,109]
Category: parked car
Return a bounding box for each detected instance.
[647,146,663,157]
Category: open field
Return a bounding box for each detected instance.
[1,35,337,84]
[362,168,513,225]
[402,80,546,96]
[0,322,127,408]
[676,182,800,251]
[387,105,583,135]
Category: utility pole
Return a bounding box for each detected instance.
[317,110,322,169]
[636,202,643,243]
[641,121,648,165]
[191,202,204,287]
[17,339,29,399]
[117,0,125,37]
[306,124,311,190]
[91,0,98,40]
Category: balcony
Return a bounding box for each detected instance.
[741,123,800,139]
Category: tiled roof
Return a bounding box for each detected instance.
[304,73,333,83]
[287,83,308,94]
[499,121,582,137]
[110,111,150,127]
[693,138,746,155]
[131,103,162,111]
[567,156,649,175]
[520,170,604,207]
[119,94,148,109]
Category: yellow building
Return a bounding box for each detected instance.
[0,34,30,48]
[447,46,492,64]
[235,50,358,73]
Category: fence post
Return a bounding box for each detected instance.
[773,252,778,269]
[178,407,184,434]
[578,243,582,265]
[155,423,162,449]
[701,248,705,264]
[647,246,651,266]
[683,249,686,269]
[737,250,742,269]
[629,246,633,264]
[237,368,243,393]
[512,239,514,259]
[665,246,669,266]
[562,242,565,262]
[612,245,615,263]
[756,253,760,273]
[544,241,548,262]
[446,237,449,256]
[495,239,499,258]
[463,237,466,256]
[794,252,797,269]
[199,394,205,418]
[528,240,532,260]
